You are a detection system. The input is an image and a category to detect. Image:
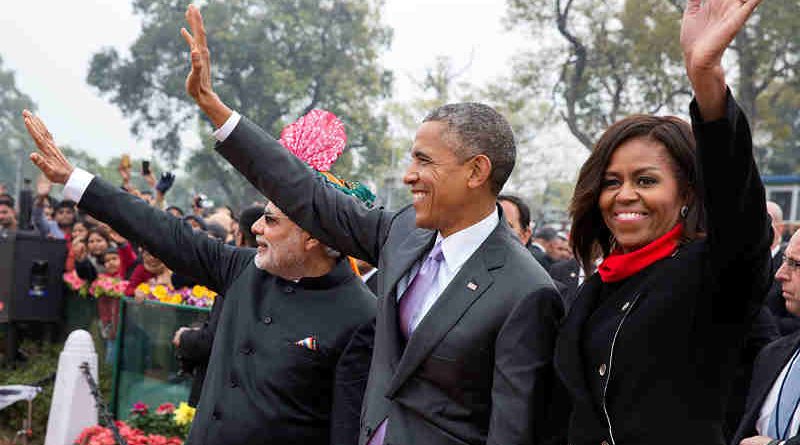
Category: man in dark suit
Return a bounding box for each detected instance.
[734,229,800,445]
[22,112,376,445]
[764,201,800,335]
[178,6,564,445]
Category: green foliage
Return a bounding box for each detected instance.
[127,403,189,439]
[0,55,38,195]
[88,0,394,207]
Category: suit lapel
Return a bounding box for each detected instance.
[381,228,436,367]
[746,332,800,427]
[384,232,504,399]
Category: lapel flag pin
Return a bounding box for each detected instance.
[295,336,319,351]
[467,281,478,291]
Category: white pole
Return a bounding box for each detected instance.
[44,330,99,445]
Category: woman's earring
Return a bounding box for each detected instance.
[680,205,689,219]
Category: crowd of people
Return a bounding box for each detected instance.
[5,0,800,444]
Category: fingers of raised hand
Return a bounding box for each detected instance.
[186,4,207,47]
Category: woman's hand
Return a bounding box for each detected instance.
[680,0,762,120]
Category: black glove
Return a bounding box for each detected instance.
[156,172,176,194]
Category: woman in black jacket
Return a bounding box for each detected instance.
[554,1,771,444]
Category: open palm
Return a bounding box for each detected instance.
[22,110,74,185]
[681,0,762,71]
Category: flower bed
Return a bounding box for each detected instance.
[134,284,217,308]
[74,402,195,445]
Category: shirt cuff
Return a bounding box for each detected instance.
[63,167,95,203]
[212,111,242,142]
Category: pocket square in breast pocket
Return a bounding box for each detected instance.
[294,336,319,351]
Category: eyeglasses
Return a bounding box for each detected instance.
[782,254,800,272]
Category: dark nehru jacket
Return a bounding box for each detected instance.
[74,177,376,445]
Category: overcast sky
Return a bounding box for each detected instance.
[0,0,539,162]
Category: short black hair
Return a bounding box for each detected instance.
[497,194,530,230]
[166,206,185,217]
[54,200,76,211]
[534,227,558,242]
[0,194,15,208]
[423,102,516,195]
[238,206,263,248]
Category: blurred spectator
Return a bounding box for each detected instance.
[166,205,185,218]
[184,215,207,231]
[236,206,262,248]
[529,227,561,271]
[204,221,228,242]
[0,196,17,234]
[497,195,533,245]
[65,219,95,272]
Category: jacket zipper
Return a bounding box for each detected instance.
[601,291,643,445]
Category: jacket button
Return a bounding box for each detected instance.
[230,379,238,388]
[263,316,273,324]
[212,411,221,420]
[599,363,607,376]
[621,301,630,311]
[284,286,294,293]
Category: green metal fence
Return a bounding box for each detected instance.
[63,291,209,418]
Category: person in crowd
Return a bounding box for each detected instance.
[554,1,770,443]
[166,205,184,218]
[204,221,228,242]
[0,196,17,234]
[235,205,261,248]
[176,5,564,445]
[183,214,207,232]
[126,248,173,297]
[733,228,800,445]
[65,219,94,272]
[764,202,800,335]
[23,111,377,445]
[498,194,533,246]
[529,227,566,271]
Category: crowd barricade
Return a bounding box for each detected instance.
[110,297,209,418]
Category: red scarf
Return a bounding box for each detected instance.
[598,223,683,283]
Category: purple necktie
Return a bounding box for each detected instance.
[366,242,444,445]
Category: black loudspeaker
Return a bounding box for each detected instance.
[0,230,67,323]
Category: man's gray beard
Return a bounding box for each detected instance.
[253,240,306,279]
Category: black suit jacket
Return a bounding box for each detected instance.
[77,177,376,445]
[733,331,800,445]
[527,243,553,272]
[177,294,225,407]
[215,116,566,445]
[548,259,581,315]
[554,94,773,445]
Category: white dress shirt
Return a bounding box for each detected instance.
[757,348,800,438]
[395,209,499,333]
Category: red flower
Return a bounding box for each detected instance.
[131,401,149,415]
[156,402,176,415]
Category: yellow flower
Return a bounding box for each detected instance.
[191,285,206,298]
[136,283,151,295]
[152,285,168,299]
[168,293,183,305]
[173,402,196,426]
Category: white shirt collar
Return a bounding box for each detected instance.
[772,243,782,259]
[435,208,499,274]
[361,268,378,282]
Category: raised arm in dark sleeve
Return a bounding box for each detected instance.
[215,117,395,266]
[690,91,773,318]
[77,176,252,293]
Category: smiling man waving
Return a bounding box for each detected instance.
[177,4,564,445]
